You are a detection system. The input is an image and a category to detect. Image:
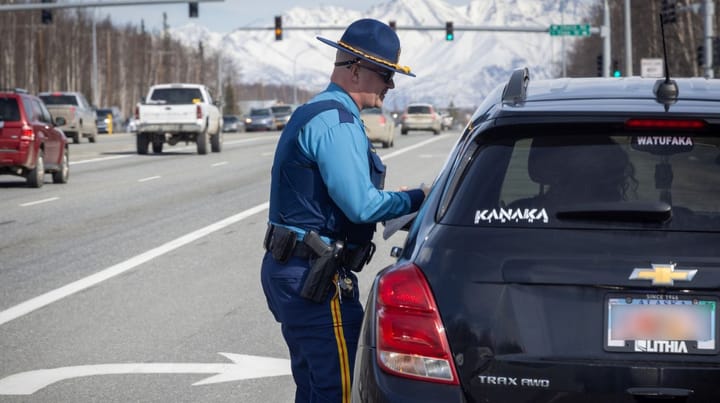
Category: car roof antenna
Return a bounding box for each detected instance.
[654,13,678,111]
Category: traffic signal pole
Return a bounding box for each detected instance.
[703,0,715,78]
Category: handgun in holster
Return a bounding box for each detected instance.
[300,231,343,303]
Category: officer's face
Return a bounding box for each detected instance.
[357,63,395,109]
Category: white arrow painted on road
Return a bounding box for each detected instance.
[0,353,291,395]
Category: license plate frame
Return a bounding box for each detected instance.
[604,293,718,355]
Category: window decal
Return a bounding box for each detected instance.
[474,208,549,224]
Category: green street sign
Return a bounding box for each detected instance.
[549,24,591,36]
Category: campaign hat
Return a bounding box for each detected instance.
[317,18,415,77]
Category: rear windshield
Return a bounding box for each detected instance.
[40,95,78,105]
[149,88,203,104]
[0,98,20,121]
[407,105,431,114]
[441,126,720,232]
[271,106,292,114]
[251,109,272,116]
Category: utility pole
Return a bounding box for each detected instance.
[703,0,715,78]
[624,0,633,76]
[603,0,611,77]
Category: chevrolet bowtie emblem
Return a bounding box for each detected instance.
[629,263,697,286]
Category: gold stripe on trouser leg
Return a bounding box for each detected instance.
[330,274,351,403]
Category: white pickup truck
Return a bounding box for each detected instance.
[134,83,223,155]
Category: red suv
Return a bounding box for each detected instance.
[0,89,69,187]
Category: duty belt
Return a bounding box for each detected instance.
[263,224,375,272]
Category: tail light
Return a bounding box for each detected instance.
[69,106,76,120]
[378,115,387,126]
[20,125,35,142]
[134,105,140,120]
[376,263,459,385]
[625,118,706,129]
[401,113,407,122]
[196,104,202,119]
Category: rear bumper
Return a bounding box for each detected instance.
[353,347,720,402]
[138,123,203,133]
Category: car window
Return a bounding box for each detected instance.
[30,99,48,123]
[39,95,79,105]
[0,98,21,121]
[251,109,272,117]
[407,105,431,114]
[24,97,39,121]
[441,126,720,232]
[37,100,53,123]
[96,109,112,118]
[271,106,292,114]
[149,88,203,104]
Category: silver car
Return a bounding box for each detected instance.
[400,103,442,135]
[361,107,395,148]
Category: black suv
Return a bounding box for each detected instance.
[352,69,720,402]
[0,89,69,187]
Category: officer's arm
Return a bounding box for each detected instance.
[301,123,421,223]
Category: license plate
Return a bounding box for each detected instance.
[605,294,718,355]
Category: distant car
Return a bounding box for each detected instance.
[439,111,454,130]
[0,89,69,187]
[95,107,123,134]
[244,108,277,132]
[126,118,139,133]
[400,103,442,135]
[38,91,97,143]
[222,115,242,132]
[352,69,720,402]
[270,105,294,130]
[361,107,394,148]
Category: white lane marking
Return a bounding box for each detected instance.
[70,155,130,165]
[211,161,228,167]
[0,353,291,395]
[20,197,59,207]
[381,136,446,159]
[138,176,161,182]
[68,136,275,165]
[0,202,269,326]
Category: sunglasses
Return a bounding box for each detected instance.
[335,58,395,84]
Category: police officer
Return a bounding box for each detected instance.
[261,18,428,403]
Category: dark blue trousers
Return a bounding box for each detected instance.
[261,252,363,403]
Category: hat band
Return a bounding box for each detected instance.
[337,40,412,75]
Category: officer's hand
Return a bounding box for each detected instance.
[421,182,431,197]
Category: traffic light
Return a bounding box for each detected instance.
[274,16,282,41]
[661,0,677,24]
[389,20,396,31]
[714,37,720,65]
[596,54,603,77]
[612,59,621,77]
[41,0,53,25]
[188,2,198,18]
[697,45,705,67]
[445,21,454,41]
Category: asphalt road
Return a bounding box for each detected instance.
[0,128,459,402]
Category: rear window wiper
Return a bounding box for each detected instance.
[555,201,672,223]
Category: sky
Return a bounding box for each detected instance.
[99,0,468,34]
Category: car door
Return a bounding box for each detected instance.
[29,98,61,165]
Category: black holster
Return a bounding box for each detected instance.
[264,224,297,264]
[342,242,376,273]
[300,231,343,303]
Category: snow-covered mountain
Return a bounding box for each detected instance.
[169,0,596,109]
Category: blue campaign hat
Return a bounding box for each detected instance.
[317,18,416,77]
